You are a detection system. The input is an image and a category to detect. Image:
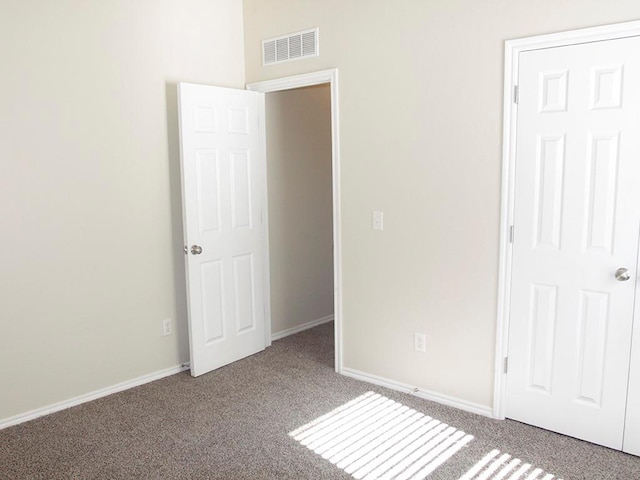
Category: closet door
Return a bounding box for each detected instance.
[506,35,640,450]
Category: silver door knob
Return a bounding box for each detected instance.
[190,245,203,255]
[615,268,631,281]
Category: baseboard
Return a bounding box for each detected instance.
[341,367,494,418]
[0,364,190,430]
[271,314,334,341]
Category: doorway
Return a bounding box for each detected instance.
[264,84,334,348]
[247,69,343,373]
[495,22,640,455]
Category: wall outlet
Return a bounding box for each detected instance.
[162,318,172,336]
[414,333,426,352]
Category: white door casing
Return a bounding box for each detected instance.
[178,83,267,377]
[625,276,640,454]
[496,24,640,455]
[247,69,343,374]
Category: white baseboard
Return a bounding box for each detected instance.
[0,364,190,430]
[341,367,494,418]
[271,314,334,341]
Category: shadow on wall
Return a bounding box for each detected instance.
[165,81,189,363]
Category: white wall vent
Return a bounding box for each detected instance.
[262,28,319,66]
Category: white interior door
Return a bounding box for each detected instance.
[506,36,640,450]
[178,83,267,377]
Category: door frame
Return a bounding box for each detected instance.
[246,69,343,373]
[494,21,640,419]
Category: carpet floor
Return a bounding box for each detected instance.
[1,322,639,479]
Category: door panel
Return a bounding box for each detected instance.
[178,83,266,377]
[507,36,640,450]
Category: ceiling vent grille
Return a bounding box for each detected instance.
[262,28,319,66]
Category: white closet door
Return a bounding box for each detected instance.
[507,36,640,450]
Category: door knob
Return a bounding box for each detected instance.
[190,245,203,255]
[615,267,631,281]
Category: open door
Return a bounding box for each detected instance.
[177,83,267,377]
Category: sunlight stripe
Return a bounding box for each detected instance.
[325,405,413,463]
[507,463,533,480]
[297,395,389,446]
[524,467,543,479]
[459,449,501,480]
[410,433,474,480]
[353,421,445,479]
[288,391,376,438]
[383,428,465,480]
[336,411,426,470]
[305,398,397,450]
[344,413,434,475]
[292,393,382,442]
[291,393,477,480]
[494,458,522,480]
[369,426,454,480]
[476,453,512,480]
[316,401,405,456]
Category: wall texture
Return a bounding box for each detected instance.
[243,0,640,407]
[265,85,334,336]
[0,0,245,421]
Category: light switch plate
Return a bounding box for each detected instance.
[372,211,384,231]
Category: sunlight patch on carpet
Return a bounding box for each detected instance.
[459,449,562,480]
[289,391,474,479]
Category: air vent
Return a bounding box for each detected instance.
[262,28,319,66]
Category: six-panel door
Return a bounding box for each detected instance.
[507,36,640,450]
[178,83,266,377]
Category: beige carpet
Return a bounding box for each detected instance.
[1,322,639,479]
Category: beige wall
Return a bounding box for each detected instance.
[243,0,640,407]
[266,85,334,336]
[0,0,245,421]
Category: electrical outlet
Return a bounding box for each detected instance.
[162,318,172,336]
[414,333,426,353]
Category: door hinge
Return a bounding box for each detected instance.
[504,356,509,374]
[509,225,515,244]
[513,85,519,104]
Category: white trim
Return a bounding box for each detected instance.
[247,69,344,375]
[247,69,336,93]
[495,20,640,420]
[271,315,334,341]
[505,19,640,52]
[257,92,273,348]
[0,364,189,430]
[342,367,493,418]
